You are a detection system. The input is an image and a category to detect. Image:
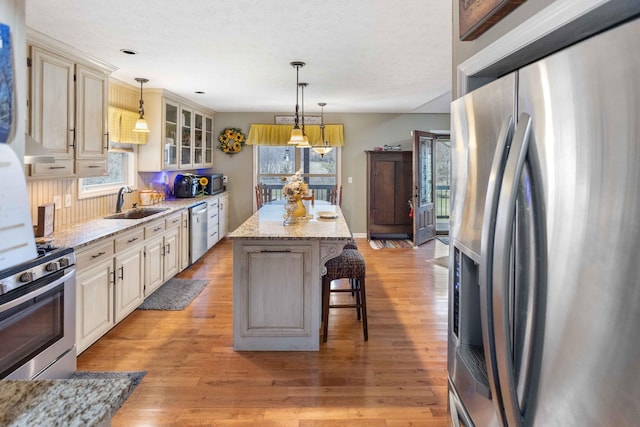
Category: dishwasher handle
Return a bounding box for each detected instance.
[191,202,207,215]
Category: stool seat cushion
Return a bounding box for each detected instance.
[325,249,365,281]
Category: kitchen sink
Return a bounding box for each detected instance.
[104,208,169,220]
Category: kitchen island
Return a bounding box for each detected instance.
[228,204,352,350]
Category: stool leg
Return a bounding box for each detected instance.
[360,278,368,341]
[355,279,362,320]
[322,276,330,342]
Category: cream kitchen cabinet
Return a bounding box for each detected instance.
[179,210,190,270]
[113,229,145,323]
[138,89,215,171]
[218,192,230,239]
[75,239,114,354]
[143,215,180,296]
[27,32,113,178]
[207,197,220,249]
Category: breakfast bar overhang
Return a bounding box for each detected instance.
[228,204,352,351]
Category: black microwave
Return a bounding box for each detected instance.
[197,173,224,195]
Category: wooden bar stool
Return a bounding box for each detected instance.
[322,248,368,342]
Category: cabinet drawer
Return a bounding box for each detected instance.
[29,159,74,178]
[75,160,107,176]
[114,228,144,253]
[208,210,219,226]
[165,212,182,229]
[145,220,166,239]
[207,199,219,209]
[76,239,114,267]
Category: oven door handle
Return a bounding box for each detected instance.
[2,268,75,312]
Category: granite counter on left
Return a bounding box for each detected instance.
[48,196,217,250]
[0,378,132,426]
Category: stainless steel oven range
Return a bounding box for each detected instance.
[0,244,76,379]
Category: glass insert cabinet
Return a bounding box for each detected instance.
[138,89,215,172]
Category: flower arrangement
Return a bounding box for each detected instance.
[218,127,245,155]
[197,176,209,196]
[281,168,309,198]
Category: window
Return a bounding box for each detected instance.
[256,146,339,202]
[79,148,137,198]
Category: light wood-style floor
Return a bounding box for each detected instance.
[78,237,450,426]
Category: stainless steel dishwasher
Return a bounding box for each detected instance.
[189,201,208,263]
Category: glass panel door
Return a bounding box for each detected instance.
[180,108,192,167]
[435,137,451,233]
[204,116,213,165]
[164,101,178,168]
[194,112,203,166]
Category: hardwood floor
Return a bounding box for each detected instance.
[78,237,450,426]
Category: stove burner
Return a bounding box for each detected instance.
[36,243,60,257]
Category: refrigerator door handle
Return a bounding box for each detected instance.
[479,114,514,427]
[492,112,533,427]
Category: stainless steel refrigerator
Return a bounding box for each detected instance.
[448,17,640,426]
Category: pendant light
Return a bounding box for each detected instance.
[132,77,150,133]
[288,61,306,144]
[312,102,334,157]
[297,82,311,148]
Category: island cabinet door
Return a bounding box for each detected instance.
[235,244,315,340]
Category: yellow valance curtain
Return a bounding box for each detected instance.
[246,124,344,146]
[108,107,147,145]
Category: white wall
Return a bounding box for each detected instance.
[212,112,450,234]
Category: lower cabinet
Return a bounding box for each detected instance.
[207,197,220,248]
[76,240,114,354]
[233,241,319,351]
[143,216,181,297]
[75,210,184,354]
[179,210,190,270]
[219,192,229,239]
[114,230,144,323]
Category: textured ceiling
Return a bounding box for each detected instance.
[26,0,452,113]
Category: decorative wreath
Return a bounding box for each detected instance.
[218,127,246,155]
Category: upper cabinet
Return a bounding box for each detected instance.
[26,30,114,178]
[138,89,215,172]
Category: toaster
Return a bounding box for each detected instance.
[174,174,199,198]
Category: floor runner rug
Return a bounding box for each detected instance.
[436,236,450,245]
[369,239,414,249]
[137,278,209,310]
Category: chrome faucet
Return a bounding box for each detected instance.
[115,186,133,213]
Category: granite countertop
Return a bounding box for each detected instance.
[228,204,352,240]
[0,378,131,426]
[48,195,219,250]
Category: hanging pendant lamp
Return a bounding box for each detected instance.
[297,82,311,148]
[288,61,306,144]
[132,78,150,133]
[312,102,334,157]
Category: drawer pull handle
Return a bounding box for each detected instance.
[49,166,66,170]
[91,251,106,259]
[127,237,139,243]
[260,250,291,253]
[88,165,100,168]
[153,227,162,232]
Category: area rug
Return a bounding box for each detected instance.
[137,278,209,310]
[69,371,146,418]
[1,371,147,426]
[369,239,414,249]
[436,236,450,245]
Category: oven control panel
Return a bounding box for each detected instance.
[0,249,75,296]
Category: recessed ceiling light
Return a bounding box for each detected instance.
[120,48,137,55]
[195,91,205,94]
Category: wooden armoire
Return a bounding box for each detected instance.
[366,151,413,240]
